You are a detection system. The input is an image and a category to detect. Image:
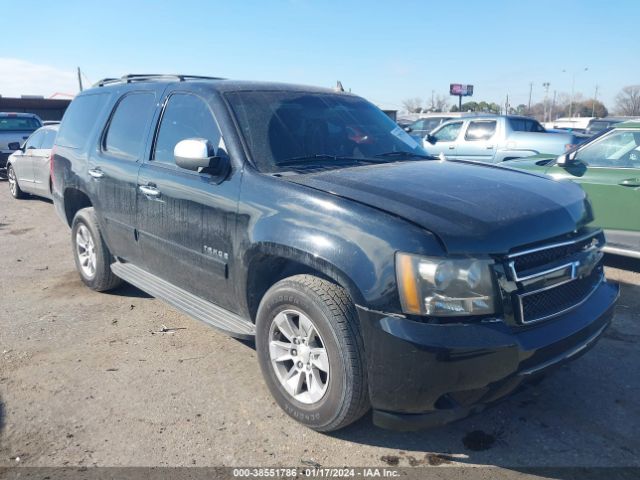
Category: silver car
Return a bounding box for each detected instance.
[6,124,58,200]
[422,115,581,163]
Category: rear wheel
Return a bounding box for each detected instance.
[71,207,122,291]
[7,165,25,199]
[256,274,369,432]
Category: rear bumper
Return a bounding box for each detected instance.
[357,279,619,430]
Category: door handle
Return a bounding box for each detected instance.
[448,145,455,150]
[619,178,640,188]
[486,145,495,149]
[88,168,104,179]
[138,184,161,198]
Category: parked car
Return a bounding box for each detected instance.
[504,121,640,259]
[0,112,42,177]
[423,115,582,162]
[6,124,58,200]
[585,117,638,136]
[543,117,594,134]
[52,74,617,432]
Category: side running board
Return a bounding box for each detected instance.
[111,261,255,339]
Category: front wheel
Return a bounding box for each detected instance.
[255,274,369,432]
[71,207,122,292]
[7,165,25,199]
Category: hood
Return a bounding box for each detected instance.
[286,160,591,255]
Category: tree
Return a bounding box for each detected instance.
[402,97,424,113]
[572,99,608,118]
[615,85,640,116]
[430,94,449,112]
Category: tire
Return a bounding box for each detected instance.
[71,207,122,292]
[255,274,369,432]
[7,165,25,199]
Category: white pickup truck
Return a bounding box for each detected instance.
[422,115,582,163]
[0,112,42,176]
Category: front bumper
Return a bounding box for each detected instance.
[357,279,619,431]
[0,151,10,175]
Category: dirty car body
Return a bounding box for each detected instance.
[51,76,618,431]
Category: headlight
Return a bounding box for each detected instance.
[396,252,496,316]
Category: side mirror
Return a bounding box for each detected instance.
[404,126,412,133]
[174,138,229,176]
[425,134,437,145]
[556,151,576,166]
[8,142,22,151]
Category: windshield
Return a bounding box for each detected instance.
[225,91,431,173]
[587,121,611,134]
[0,116,41,132]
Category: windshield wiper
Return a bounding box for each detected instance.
[277,155,385,167]
[374,151,434,159]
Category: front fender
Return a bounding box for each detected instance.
[233,170,446,316]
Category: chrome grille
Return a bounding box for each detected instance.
[506,230,605,325]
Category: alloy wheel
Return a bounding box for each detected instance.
[268,309,330,404]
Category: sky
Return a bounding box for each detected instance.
[1,0,639,113]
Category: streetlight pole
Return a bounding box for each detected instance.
[542,82,550,122]
[563,67,588,118]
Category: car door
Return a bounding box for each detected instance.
[546,128,640,252]
[136,90,242,311]
[87,90,160,264]
[422,120,463,158]
[455,119,498,162]
[32,127,57,195]
[14,129,44,187]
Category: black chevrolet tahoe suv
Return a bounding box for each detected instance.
[52,74,619,432]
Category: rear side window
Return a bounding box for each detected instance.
[56,93,109,149]
[465,120,497,141]
[104,92,156,159]
[509,118,545,132]
[153,93,221,165]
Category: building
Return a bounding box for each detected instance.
[0,96,72,121]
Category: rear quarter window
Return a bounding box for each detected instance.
[56,93,110,149]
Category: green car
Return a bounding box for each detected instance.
[504,121,640,259]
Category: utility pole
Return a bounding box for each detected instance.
[551,90,557,121]
[592,85,599,117]
[563,67,588,118]
[542,82,550,122]
[431,89,435,111]
[505,94,510,115]
[77,67,83,92]
[528,82,533,113]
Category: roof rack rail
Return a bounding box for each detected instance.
[93,74,225,88]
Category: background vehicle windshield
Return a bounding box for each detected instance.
[226,91,430,173]
[0,116,41,132]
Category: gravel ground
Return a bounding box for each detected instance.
[0,183,638,478]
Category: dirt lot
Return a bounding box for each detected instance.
[0,183,639,477]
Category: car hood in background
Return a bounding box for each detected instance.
[287,160,591,255]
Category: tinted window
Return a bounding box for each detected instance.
[0,116,41,132]
[226,91,428,173]
[40,129,57,149]
[433,122,462,142]
[105,92,156,159]
[25,130,45,150]
[575,130,640,168]
[154,93,221,165]
[465,120,497,140]
[56,93,109,149]
[509,118,545,132]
